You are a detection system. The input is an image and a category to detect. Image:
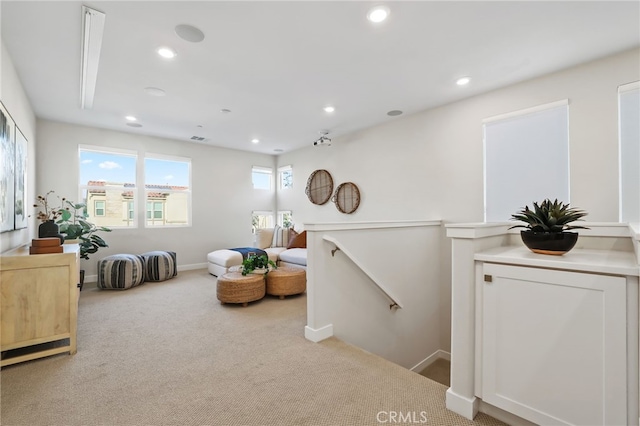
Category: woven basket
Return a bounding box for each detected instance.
[217,272,265,306]
[265,267,306,299]
[305,169,333,205]
[332,182,361,214]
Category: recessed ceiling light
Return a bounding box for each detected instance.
[157,47,177,59]
[175,24,205,43]
[144,87,166,96]
[125,115,137,121]
[456,77,471,86]
[251,139,260,144]
[323,106,335,113]
[126,122,143,128]
[387,110,403,116]
[367,6,390,23]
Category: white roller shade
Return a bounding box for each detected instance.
[484,100,570,222]
[619,82,640,223]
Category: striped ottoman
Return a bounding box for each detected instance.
[141,251,177,282]
[97,254,145,290]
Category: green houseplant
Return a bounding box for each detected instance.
[510,198,588,255]
[57,200,111,260]
[240,253,277,276]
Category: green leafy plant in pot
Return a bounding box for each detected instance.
[241,254,277,276]
[57,201,112,288]
[509,198,588,255]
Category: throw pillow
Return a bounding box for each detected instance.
[287,228,299,247]
[256,228,274,249]
[287,230,307,249]
[270,225,291,248]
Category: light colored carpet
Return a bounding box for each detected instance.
[419,358,451,387]
[1,269,504,426]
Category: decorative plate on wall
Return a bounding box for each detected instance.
[332,182,360,214]
[305,169,334,205]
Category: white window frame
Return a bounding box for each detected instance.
[483,100,570,222]
[252,166,273,190]
[79,145,138,229]
[277,210,293,228]
[278,165,293,190]
[252,210,274,232]
[144,153,192,228]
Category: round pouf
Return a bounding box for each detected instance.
[216,272,265,307]
[97,254,145,290]
[265,267,306,299]
[141,251,177,282]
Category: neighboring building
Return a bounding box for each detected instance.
[86,181,188,227]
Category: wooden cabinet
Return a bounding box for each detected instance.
[475,248,639,426]
[0,244,80,366]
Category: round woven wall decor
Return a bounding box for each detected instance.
[332,182,361,214]
[305,169,334,205]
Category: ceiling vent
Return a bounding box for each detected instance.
[190,136,206,142]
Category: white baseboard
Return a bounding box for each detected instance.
[304,324,333,342]
[178,263,207,271]
[446,388,479,420]
[410,349,451,372]
[83,263,207,285]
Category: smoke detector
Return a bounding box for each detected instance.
[313,131,331,147]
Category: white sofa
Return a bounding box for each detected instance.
[207,227,307,276]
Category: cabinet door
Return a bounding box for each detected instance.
[1,266,71,348]
[481,263,627,426]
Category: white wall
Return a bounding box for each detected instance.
[36,120,276,277]
[278,48,640,353]
[0,42,37,253]
[306,222,443,370]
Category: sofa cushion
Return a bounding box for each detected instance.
[264,247,286,263]
[255,228,274,249]
[279,248,307,266]
[287,230,307,249]
[207,249,243,267]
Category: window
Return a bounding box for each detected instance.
[277,210,293,228]
[619,81,640,223]
[79,146,137,228]
[144,155,191,227]
[94,200,105,216]
[252,211,274,232]
[252,166,272,190]
[483,100,569,222]
[278,165,293,190]
[127,201,134,221]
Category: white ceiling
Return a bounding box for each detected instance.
[2,1,639,155]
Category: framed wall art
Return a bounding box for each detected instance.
[14,126,28,229]
[0,101,15,233]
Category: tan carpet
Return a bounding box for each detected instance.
[1,269,504,426]
[419,358,451,387]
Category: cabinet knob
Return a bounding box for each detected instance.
[484,274,493,283]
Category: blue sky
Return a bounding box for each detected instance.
[80,151,189,186]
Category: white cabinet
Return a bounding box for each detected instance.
[477,262,630,425]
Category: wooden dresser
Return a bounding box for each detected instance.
[0,244,80,366]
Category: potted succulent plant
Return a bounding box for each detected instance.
[240,253,277,276]
[509,198,588,255]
